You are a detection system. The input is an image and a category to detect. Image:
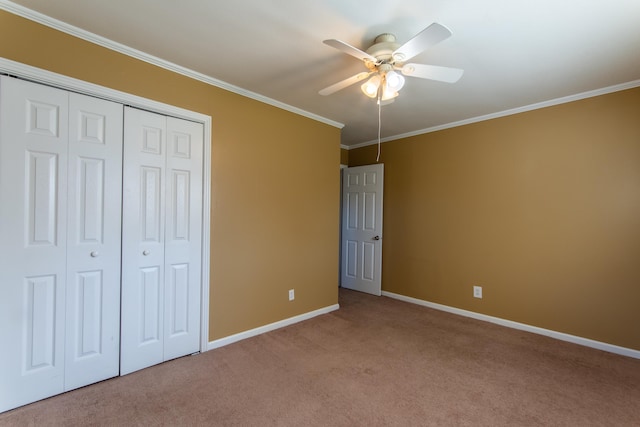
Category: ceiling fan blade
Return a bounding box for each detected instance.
[319,72,372,96]
[323,39,378,63]
[392,23,452,62]
[401,63,464,83]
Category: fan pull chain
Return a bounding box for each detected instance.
[376,93,382,162]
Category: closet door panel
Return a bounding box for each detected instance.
[64,93,123,390]
[121,107,167,375]
[0,76,69,412]
[164,118,203,360]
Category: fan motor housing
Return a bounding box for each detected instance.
[366,33,401,62]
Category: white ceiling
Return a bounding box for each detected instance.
[5,0,640,146]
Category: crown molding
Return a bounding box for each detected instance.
[347,79,640,149]
[6,0,636,147]
[0,0,344,130]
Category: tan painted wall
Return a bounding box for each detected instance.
[340,148,349,165]
[349,87,640,351]
[0,11,340,341]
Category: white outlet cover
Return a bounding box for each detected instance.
[473,286,483,298]
[288,289,295,301]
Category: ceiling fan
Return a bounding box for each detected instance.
[319,23,463,103]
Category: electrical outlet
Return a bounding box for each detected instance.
[473,286,482,299]
[288,289,295,301]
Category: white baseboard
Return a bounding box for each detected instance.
[208,304,340,350]
[382,291,640,360]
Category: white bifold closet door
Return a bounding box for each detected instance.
[120,107,203,375]
[0,76,123,412]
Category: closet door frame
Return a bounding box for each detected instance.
[0,58,212,354]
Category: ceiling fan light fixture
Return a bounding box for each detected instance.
[380,85,399,101]
[385,70,405,91]
[361,75,381,98]
[319,22,463,99]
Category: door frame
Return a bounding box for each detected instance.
[0,58,212,354]
[339,164,347,285]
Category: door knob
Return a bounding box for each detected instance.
[90,251,99,257]
[373,235,380,241]
[143,250,150,256]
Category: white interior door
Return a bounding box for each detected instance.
[163,117,203,361]
[64,93,123,390]
[341,164,384,296]
[0,77,124,412]
[0,65,210,411]
[0,76,69,412]
[121,107,167,374]
[121,107,203,375]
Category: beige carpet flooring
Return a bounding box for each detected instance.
[1,288,639,426]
